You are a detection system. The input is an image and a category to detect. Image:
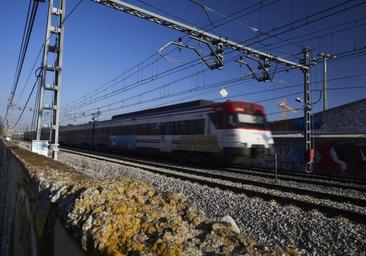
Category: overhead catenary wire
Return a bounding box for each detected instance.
[187,0,306,49]
[4,0,39,128]
[63,61,366,123]
[242,0,366,47]
[62,0,278,110]
[62,41,366,122]
[77,1,366,122]
[12,70,42,129]
[137,0,194,25]
[62,62,279,121]
[35,0,366,126]
[62,31,361,115]
[260,16,366,52]
[74,82,366,123]
[15,45,44,106]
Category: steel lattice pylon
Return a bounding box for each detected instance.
[36,0,66,160]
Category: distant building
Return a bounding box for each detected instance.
[270,98,366,134]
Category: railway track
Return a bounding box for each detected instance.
[60,147,366,225]
[226,167,366,193]
[244,165,366,184]
[60,146,366,193]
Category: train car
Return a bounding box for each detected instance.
[59,100,274,164]
[11,132,24,140]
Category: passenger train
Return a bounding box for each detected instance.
[25,100,274,164]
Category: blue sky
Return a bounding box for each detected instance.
[1,0,366,130]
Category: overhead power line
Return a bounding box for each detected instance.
[67,13,366,115]
[12,72,41,129]
[4,0,39,131]
[188,0,306,49]
[63,0,278,110]
[261,16,366,51]
[243,0,366,47]
[63,61,366,123]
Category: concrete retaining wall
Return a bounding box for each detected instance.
[0,140,84,256]
[0,140,295,255]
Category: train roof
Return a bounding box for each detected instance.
[111,100,215,120]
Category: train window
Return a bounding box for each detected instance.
[136,124,144,135]
[159,123,167,135]
[190,119,204,134]
[174,119,204,135]
[228,114,234,125]
[109,126,119,135]
[174,121,186,135]
[147,123,158,135]
[209,112,222,128]
[135,124,157,135]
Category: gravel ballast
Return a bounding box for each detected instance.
[58,151,366,256]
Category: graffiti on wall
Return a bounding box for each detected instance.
[258,141,366,177]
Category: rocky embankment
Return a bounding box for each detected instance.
[8,141,297,255]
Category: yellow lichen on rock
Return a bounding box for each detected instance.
[69,178,193,255]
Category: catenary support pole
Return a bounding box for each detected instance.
[36,0,66,160]
[303,48,313,173]
[318,53,335,111]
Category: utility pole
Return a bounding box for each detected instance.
[318,53,335,111]
[303,48,314,173]
[5,99,12,138]
[36,0,66,160]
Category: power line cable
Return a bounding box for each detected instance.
[68,66,366,122]
[243,0,366,47]
[12,69,42,129]
[137,0,194,25]
[64,39,366,120]
[63,0,365,121]
[262,16,366,50]
[5,1,39,127]
[188,0,306,49]
[62,0,277,109]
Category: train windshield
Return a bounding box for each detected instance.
[228,113,267,128]
[236,113,265,124]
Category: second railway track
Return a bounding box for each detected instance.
[226,167,366,192]
[60,147,366,225]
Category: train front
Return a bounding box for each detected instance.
[211,101,274,164]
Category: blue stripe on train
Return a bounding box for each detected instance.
[110,135,136,149]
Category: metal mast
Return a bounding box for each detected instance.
[303,48,313,172]
[318,53,335,111]
[36,0,66,160]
